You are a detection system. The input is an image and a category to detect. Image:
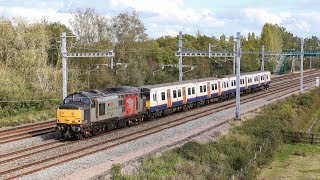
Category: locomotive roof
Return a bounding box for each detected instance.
[77,86,140,98]
[223,71,270,78]
[140,71,270,90]
[140,76,220,89]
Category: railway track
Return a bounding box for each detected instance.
[0,70,319,179]
[0,70,318,145]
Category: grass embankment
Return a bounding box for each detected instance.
[110,88,320,179]
[311,111,320,133]
[0,100,60,128]
[260,144,320,179]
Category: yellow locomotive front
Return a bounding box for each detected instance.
[56,93,91,139]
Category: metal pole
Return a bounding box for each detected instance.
[61,32,67,100]
[261,45,265,71]
[300,38,304,93]
[179,31,183,82]
[310,46,312,70]
[209,43,211,58]
[235,32,241,120]
[233,42,236,74]
[111,56,114,70]
[292,56,295,72]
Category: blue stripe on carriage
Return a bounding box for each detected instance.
[150,104,167,112]
[172,100,183,107]
[187,97,197,103]
[196,95,208,101]
[211,93,219,97]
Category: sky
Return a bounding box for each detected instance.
[0,0,319,38]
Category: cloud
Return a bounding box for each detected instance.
[0,5,71,25]
[108,0,224,37]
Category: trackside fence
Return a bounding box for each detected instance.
[282,131,320,144]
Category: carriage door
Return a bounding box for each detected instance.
[167,89,171,108]
[264,74,267,85]
[245,77,248,89]
[218,81,221,96]
[258,75,261,86]
[182,87,187,104]
[207,82,211,98]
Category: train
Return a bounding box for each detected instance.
[56,71,271,139]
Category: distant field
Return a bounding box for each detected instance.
[260,144,320,179]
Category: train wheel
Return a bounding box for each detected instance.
[74,132,83,140]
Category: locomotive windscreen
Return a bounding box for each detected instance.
[64,94,90,105]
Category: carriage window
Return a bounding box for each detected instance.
[211,84,214,91]
[227,82,229,88]
[161,92,165,100]
[188,88,191,95]
[192,87,195,94]
[153,93,157,101]
[99,103,105,116]
[215,83,218,90]
[178,89,182,97]
[173,90,177,98]
[203,85,206,92]
[200,86,203,93]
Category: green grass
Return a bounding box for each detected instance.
[0,109,56,128]
[311,115,320,133]
[260,144,320,179]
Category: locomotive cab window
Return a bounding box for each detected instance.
[99,103,105,116]
[161,92,166,100]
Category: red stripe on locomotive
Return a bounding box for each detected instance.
[124,96,136,117]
